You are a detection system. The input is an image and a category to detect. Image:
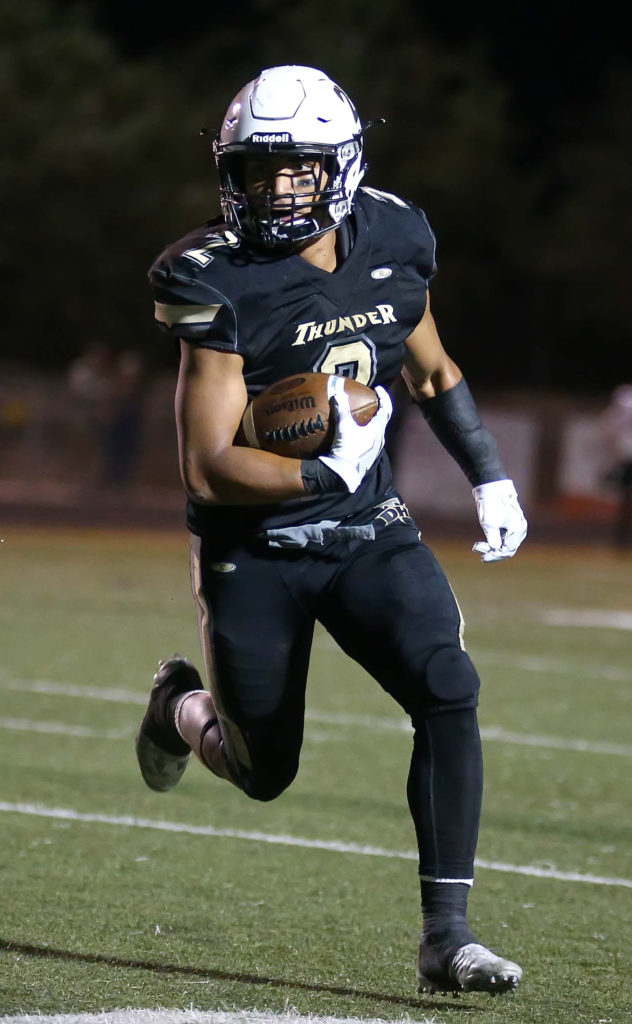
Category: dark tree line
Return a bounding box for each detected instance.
[2,0,630,392]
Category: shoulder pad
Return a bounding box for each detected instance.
[148,221,242,349]
[357,187,437,281]
[359,185,411,210]
[166,221,242,271]
[151,219,241,278]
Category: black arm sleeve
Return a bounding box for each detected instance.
[417,378,507,487]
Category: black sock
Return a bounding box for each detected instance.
[420,881,477,946]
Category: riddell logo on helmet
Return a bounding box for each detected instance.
[249,132,293,143]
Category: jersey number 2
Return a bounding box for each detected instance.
[314,336,377,386]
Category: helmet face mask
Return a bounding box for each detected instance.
[213,66,365,250]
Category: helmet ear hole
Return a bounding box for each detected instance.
[321,153,338,185]
[220,153,246,192]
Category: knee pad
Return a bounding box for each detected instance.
[424,646,480,711]
[240,760,299,803]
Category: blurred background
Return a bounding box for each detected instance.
[2,0,631,546]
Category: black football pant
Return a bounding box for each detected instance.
[190,499,483,880]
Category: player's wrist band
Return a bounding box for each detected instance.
[416,378,506,487]
[301,458,347,494]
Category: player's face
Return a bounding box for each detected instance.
[243,156,327,218]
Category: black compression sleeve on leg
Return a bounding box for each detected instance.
[417,378,506,486]
[407,708,483,880]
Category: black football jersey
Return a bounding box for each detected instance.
[149,187,437,536]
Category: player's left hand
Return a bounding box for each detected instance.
[318,377,392,493]
[472,479,527,562]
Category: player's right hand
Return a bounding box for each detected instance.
[318,376,392,493]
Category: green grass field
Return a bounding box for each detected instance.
[0,525,630,1023]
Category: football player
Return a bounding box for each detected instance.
[137,65,527,996]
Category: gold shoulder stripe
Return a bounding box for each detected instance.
[154,302,221,327]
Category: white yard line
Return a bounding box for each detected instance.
[477,726,632,758]
[0,717,129,740]
[1,680,631,757]
[541,608,632,631]
[2,674,632,757]
[472,649,631,682]
[2,679,148,705]
[0,801,630,889]
[0,1011,430,1024]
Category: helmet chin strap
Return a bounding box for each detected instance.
[253,183,336,248]
[270,213,312,232]
[261,212,335,250]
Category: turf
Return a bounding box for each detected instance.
[0,525,630,1022]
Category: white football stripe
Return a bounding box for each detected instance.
[0,801,630,889]
[240,400,261,449]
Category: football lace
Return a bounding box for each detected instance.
[264,415,327,444]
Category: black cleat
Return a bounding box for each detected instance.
[417,940,522,996]
[135,655,203,792]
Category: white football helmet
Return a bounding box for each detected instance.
[213,65,366,249]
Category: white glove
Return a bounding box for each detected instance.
[319,376,393,493]
[472,479,528,562]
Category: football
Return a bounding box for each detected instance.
[238,372,380,458]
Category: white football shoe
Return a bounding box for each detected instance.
[135,655,202,792]
[417,940,522,996]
